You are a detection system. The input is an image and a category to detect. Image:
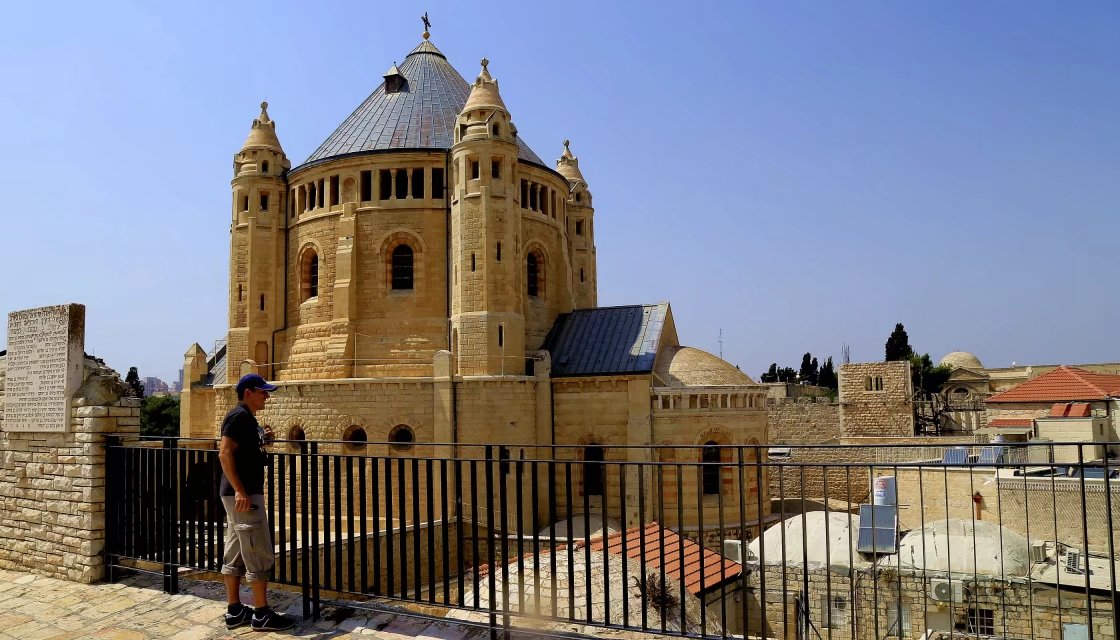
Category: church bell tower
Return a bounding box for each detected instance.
[227,102,290,382]
[449,60,525,376]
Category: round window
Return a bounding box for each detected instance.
[343,425,368,450]
[389,425,415,451]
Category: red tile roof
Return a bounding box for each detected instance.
[475,522,741,597]
[1049,402,1092,417]
[986,366,1120,403]
[988,418,1034,428]
[589,522,742,595]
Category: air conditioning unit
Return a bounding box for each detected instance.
[929,579,964,603]
[1066,550,1084,574]
[723,539,743,564]
[1029,542,1047,564]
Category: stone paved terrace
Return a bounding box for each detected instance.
[0,569,683,640]
[0,569,516,640]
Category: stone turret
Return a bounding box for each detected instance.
[228,102,289,382]
[449,59,525,375]
[559,140,597,309]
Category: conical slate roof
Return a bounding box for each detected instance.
[301,40,544,168]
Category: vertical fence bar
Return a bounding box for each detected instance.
[276,451,286,584]
[515,452,525,616]
[757,445,768,640]
[601,456,610,626]
[300,442,311,619]
[1077,444,1094,634]
[321,451,331,593]
[657,460,667,635]
[412,456,422,602]
[214,448,224,573]
[619,460,629,628]
[385,453,395,597]
[737,447,748,640]
[698,456,707,636]
[346,454,355,595]
[455,457,464,606]
[798,465,808,640]
[584,456,593,624]
[530,456,540,619]
[371,455,381,597]
[426,457,436,604]
[398,457,408,599]
[676,461,686,630]
[267,444,276,583]
[638,462,648,632]
[441,457,450,605]
[309,441,321,620]
[565,461,575,622]
[485,446,498,638]
[333,452,343,592]
[498,446,510,638]
[177,442,188,579]
[163,438,178,594]
[358,455,368,595]
[470,458,480,609]
[548,457,557,620]
[716,449,726,640]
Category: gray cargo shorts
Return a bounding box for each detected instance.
[220,494,274,582]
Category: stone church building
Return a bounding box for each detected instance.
[180,30,769,534]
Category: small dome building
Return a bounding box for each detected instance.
[940,352,984,371]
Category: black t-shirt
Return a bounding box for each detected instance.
[218,403,266,496]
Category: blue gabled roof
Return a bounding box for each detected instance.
[543,304,668,377]
[298,39,545,170]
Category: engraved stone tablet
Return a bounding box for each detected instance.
[4,304,85,432]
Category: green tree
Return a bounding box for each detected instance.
[798,353,818,385]
[777,366,798,382]
[910,353,952,396]
[760,363,779,383]
[885,323,913,362]
[124,366,145,399]
[140,395,180,437]
[817,357,838,390]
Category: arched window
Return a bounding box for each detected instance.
[301,249,319,300]
[583,445,604,496]
[308,254,318,298]
[392,244,414,290]
[287,425,306,453]
[389,425,415,451]
[702,441,721,495]
[526,251,542,298]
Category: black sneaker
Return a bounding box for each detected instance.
[225,604,252,629]
[251,607,296,632]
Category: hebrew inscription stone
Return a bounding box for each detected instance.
[4,304,85,432]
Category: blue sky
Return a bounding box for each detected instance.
[1,1,1117,382]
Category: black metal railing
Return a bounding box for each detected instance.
[105,438,1120,639]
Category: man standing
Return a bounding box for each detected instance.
[217,373,296,632]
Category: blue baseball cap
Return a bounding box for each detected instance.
[236,373,278,396]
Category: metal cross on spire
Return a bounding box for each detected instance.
[421,12,431,39]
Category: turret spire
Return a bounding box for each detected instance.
[462,57,507,113]
[240,100,283,153]
[556,139,585,182]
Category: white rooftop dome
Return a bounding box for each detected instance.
[748,512,861,567]
[884,519,1029,577]
[940,351,984,370]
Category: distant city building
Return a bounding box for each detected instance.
[142,376,168,395]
